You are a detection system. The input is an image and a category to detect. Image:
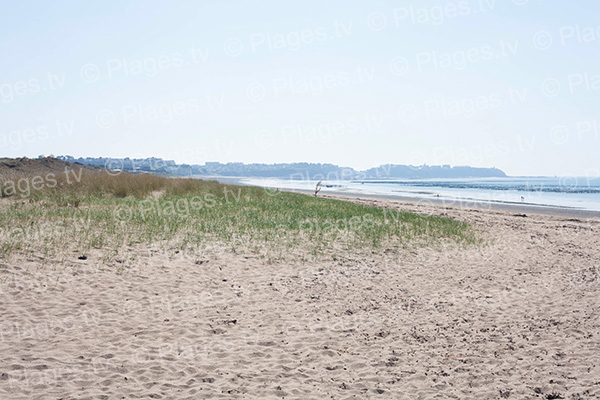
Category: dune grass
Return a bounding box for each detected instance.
[0,169,480,261]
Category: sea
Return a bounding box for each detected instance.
[238,177,600,213]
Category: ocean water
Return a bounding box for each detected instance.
[240,177,600,212]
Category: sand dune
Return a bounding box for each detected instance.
[0,157,97,176]
[1,198,599,399]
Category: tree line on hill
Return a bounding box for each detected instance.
[54,155,507,179]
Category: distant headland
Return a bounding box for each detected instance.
[54,155,507,180]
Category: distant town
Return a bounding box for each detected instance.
[53,155,507,180]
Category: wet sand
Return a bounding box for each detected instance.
[210,177,600,220]
[319,190,600,220]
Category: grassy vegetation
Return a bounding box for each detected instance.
[0,170,480,261]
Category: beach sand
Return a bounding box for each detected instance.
[1,196,599,399]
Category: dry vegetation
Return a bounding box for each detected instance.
[0,160,480,263]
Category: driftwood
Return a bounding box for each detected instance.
[314,179,323,197]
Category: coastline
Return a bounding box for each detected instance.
[208,176,600,220]
[2,173,600,398]
[312,190,600,220]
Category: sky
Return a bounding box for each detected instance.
[0,0,598,177]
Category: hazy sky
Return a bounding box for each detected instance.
[1,0,598,176]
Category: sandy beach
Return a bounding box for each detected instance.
[1,193,599,399]
[325,191,600,220]
[4,0,599,398]
[214,177,600,221]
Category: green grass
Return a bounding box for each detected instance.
[0,171,480,261]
